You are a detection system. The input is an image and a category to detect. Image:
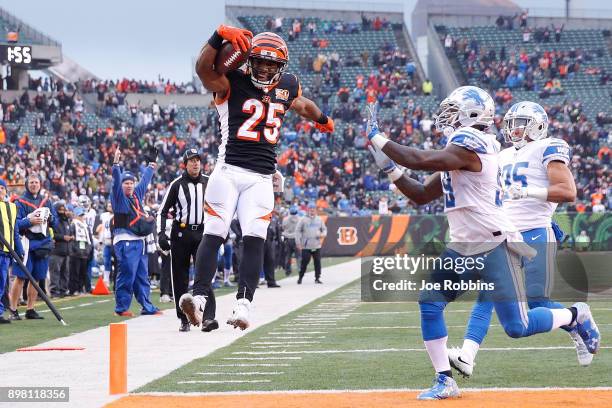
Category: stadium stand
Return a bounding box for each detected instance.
[437,22,611,211]
[1,13,609,216]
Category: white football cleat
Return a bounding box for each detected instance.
[227,298,251,330]
[160,294,172,303]
[179,293,206,327]
[448,346,474,378]
[572,302,601,354]
[569,327,594,366]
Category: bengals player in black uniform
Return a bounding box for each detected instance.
[179,25,334,331]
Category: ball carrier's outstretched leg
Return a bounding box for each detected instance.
[180,163,274,331]
[179,233,221,331]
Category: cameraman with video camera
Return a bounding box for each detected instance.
[110,147,160,317]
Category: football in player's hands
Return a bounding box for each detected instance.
[215,41,251,74]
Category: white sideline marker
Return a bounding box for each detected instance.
[268,332,328,335]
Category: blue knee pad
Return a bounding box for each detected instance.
[465,301,494,344]
[501,306,553,338]
[419,301,448,341]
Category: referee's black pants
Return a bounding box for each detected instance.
[170,226,215,322]
[299,248,322,280]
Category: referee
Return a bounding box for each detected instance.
[157,148,216,332]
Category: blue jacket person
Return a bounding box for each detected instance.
[9,173,58,320]
[111,148,160,316]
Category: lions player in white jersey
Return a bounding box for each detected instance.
[367,87,600,400]
[79,195,99,283]
[447,101,592,379]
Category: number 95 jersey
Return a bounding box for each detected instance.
[214,70,302,175]
[500,137,571,231]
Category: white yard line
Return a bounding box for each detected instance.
[267,332,328,335]
[250,344,312,349]
[137,386,612,397]
[177,380,271,384]
[222,357,302,360]
[195,372,284,376]
[331,323,612,330]
[234,346,612,355]
[260,336,326,340]
[207,364,291,367]
[0,259,360,408]
[251,341,321,345]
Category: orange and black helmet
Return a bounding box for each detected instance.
[247,32,289,89]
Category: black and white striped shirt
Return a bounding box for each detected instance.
[157,172,209,236]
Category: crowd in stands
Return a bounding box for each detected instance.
[0,13,608,218]
[439,11,610,213]
[28,75,200,95]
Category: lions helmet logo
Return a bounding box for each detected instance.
[337,226,358,246]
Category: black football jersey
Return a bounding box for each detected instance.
[214,70,301,175]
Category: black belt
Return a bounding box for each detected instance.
[173,222,203,231]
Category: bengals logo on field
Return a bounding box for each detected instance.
[337,226,358,246]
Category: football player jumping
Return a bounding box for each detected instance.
[367,87,600,400]
[179,25,334,331]
[447,101,593,378]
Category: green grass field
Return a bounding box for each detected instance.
[139,277,612,393]
[0,258,348,355]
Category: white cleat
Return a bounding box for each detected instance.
[569,328,594,366]
[179,293,206,327]
[448,347,474,378]
[227,298,251,330]
[572,302,601,354]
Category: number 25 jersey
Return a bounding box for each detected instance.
[214,70,302,175]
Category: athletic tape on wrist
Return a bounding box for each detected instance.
[370,133,388,150]
[387,167,403,182]
[526,186,548,201]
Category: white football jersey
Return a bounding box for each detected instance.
[100,211,113,246]
[442,127,517,255]
[500,137,571,231]
[84,208,97,233]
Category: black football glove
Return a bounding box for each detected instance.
[158,234,171,252]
